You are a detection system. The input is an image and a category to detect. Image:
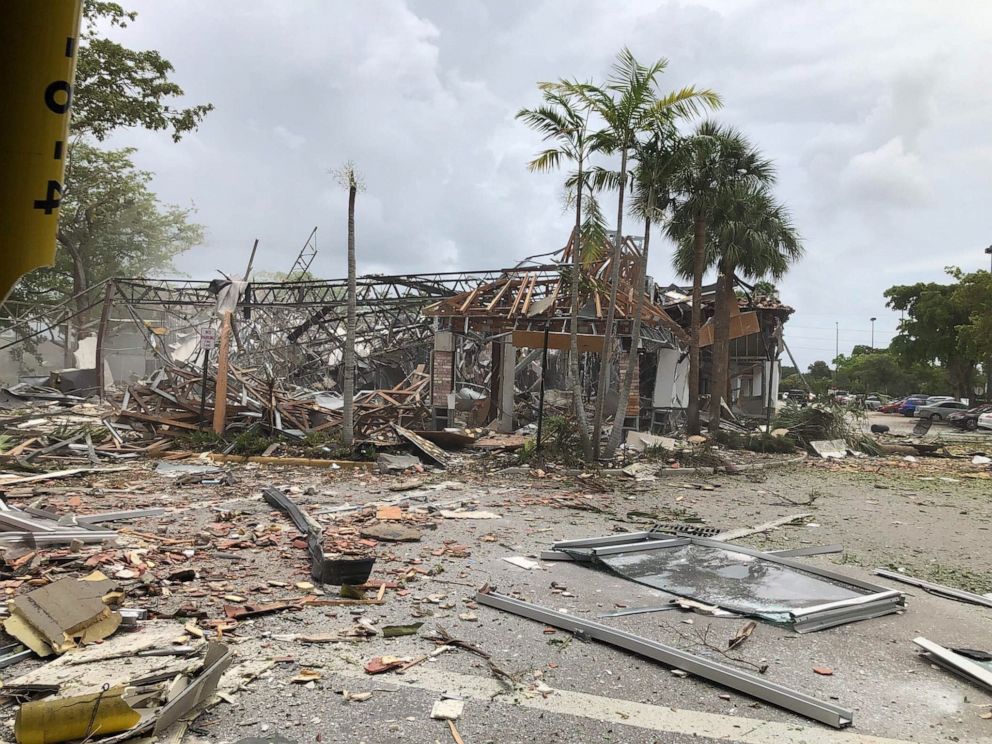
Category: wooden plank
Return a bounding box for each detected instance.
[698,311,760,347]
[116,410,202,431]
[508,275,529,317]
[212,311,233,434]
[520,274,537,315]
[207,454,372,469]
[486,279,514,311]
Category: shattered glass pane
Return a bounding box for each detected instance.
[595,543,867,622]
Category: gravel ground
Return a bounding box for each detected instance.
[2,449,991,744]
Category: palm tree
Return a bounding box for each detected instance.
[333,162,364,448]
[707,184,802,426]
[603,128,678,456]
[517,86,601,461]
[563,49,720,458]
[667,123,773,434]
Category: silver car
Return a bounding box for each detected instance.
[914,400,969,420]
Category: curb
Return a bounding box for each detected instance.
[499,452,808,477]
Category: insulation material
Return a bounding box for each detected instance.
[15,687,141,744]
[3,573,120,657]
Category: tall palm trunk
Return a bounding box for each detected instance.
[591,146,629,459]
[606,187,653,456]
[708,259,730,432]
[687,215,704,435]
[570,169,593,461]
[722,266,736,404]
[342,182,357,447]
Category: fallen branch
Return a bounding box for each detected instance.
[427,626,515,688]
[663,621,768,674]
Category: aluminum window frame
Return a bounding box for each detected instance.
[558,532,904,633]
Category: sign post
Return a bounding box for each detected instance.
[198,327,217,426]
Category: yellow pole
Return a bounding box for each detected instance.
[0,1,83,301]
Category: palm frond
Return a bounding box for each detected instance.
[580,192,610,263]
[528,148,564,173]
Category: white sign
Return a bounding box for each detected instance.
[200,327,218,350]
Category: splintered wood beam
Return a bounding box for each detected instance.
[486,279,514,311]
[212,311,233,434]
[521,274,537,315]
[458,285,482,313]
[508,275,529,316]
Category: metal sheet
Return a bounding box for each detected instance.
[476,589,854,729]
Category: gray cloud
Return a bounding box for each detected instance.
[104,0,992,366]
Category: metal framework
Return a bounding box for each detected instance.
[286,226,319,281]
[475,589,855,729]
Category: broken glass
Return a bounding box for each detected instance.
[558,535,903,629]
[597,543,864,623]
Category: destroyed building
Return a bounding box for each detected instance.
[0,230,793,441]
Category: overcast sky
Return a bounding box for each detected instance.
[105,0,992,367]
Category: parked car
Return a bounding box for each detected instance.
[978,411,992,430]
[831,389,852,404]
[784,389,810,406]
[878,397,908,414]
[914,400,969,421]
[860,393,891,410]
[898,396,931,416]
[948,403,992,431]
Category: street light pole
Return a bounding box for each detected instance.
[870,317,876,350]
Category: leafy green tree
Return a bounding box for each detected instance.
[562,49,719,455]
[808,360,832,380]
[833,349,949,397]
[10,0,214,363]
[74,1,213,141]
[950,268,992,398]
[885,274,979,397]
[11,144,202,360]
[751,280,778,298]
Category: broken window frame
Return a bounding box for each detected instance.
[553,532,903,633]
[475,588,855,728]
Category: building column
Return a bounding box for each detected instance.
[431,330,455,429]
[496,336,516,433]
[618,349,640,431]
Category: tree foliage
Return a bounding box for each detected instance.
[74,0,213,141]
[832,349,949,397]
[807,360,832,380]
[13,143,202,311]
[884,271,982,397]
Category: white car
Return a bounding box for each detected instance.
[978,412,992,430]
[914,400,970,420]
